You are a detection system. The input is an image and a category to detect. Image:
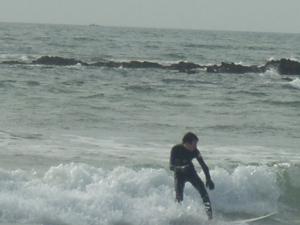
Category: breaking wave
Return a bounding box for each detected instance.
[0,162,297,225]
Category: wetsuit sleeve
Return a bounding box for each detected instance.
[196,151,212,181]
[169,147,176,171]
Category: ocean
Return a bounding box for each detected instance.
[0,22,299,225]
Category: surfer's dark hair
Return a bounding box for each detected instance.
[182,132,199,144]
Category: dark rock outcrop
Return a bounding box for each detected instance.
[206,62,265,74]
[265,58,300,75]
[122,61,163,69]
[2,55,300,76]
[167,61,202,72]
[90,60,162,69]
[1,60,27,65]
[32,56,87,66]
[90,61,122,68]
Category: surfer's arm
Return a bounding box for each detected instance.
[169,148,176,171]
[196,154,211,181]
[197,154,215,190]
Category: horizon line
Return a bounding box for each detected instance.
[0,20,299,35]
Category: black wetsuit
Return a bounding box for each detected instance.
[169,144,212,218]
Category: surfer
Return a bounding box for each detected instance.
[169,132,215,219]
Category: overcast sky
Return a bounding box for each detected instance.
[0,0,299,33]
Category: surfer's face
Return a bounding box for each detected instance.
[183,139,198,151]
[190,140,198,151]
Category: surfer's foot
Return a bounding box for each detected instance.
[204,202,213,220]
[206,212,212,220]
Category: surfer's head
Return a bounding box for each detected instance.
[182,132,198,151]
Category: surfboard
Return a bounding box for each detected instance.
[231,211,277,224]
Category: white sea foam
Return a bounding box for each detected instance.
[260,68,281,78]
[0,163,280,225]
[267,56,300,62]
[0,54,33,62]
[210,166,279,214]
[288,78,300,89]
[288,56,299,62]
[66,63,84,69]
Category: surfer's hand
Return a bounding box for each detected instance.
[206,179,215,190]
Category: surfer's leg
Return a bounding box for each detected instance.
[189,174,212,219]
[174,173,185,202]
